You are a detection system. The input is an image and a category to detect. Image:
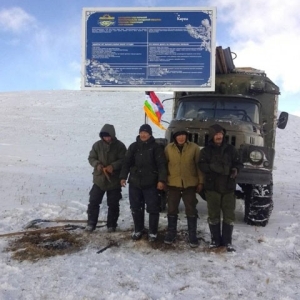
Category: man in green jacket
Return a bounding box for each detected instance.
[164,128,204,247]
[85,124,126,232]
[199,124,243,252]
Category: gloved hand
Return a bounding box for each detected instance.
[230,168,238,179]
[105,165,113,174]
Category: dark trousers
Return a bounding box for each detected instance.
[205,190,236,225]
[87,184,122,227]
[129,185,160,214]
[167,186,198,217]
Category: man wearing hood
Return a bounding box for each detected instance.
[120,124,167,242]
[164,128,204,248]
[85,124,127,232]
[199,124,243,252]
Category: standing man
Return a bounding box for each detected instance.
[164,128,204,248]
[199,124,243,252]
[85,124,126,233]
[120,124,167,242]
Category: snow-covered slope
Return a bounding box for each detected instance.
[0,91,299,300]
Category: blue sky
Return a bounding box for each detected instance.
[1,0,299,115]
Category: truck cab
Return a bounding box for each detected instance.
[164,66,288,226]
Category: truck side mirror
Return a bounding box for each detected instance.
[277,112,288,129]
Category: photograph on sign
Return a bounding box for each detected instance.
[81,7,216,91]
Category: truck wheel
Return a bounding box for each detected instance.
[243,183,273,227]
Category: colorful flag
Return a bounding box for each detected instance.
[144,92,166,130]
[146,91,165,121]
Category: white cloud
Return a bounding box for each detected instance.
[207,0,300,95]
[0,7,37,33]
[69,61,81,72]
[233,34,300,94]
[63,62,81,90]
[213,0,299,40]
[58,75,81,90]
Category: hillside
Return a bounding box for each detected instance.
[0,90,299,300]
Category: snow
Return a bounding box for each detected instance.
[1,90,300,299]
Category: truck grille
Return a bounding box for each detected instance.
[170,132,236,146]
[186,133,236,146]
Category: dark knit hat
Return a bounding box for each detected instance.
[139,124,152,135]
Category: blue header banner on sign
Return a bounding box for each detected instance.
[81,7,216,91]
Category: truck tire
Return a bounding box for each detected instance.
[243,182,273,227]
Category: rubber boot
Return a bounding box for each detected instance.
[148,213,159,242]
[187,216,199,248]
[131,209,145,240]
[209,223,221,249]
[222,222,236,252]
[107,208,119,232]
[164,215,177,244]
[85,205,99,232]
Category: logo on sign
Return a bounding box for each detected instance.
[99,14,115,27]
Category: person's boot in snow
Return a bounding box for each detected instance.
[85,224,96,232]
[164,215,177,244]
[85,207,98,232]
[148,213,159,242]
[222,222,236,252]
[209,223,221,249]
[107,208,119,233]
[131,209,144,240]
[187,216,199,248]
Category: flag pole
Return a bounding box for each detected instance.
[144,91,148,123]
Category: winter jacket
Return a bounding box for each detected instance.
[165,141,204,188]
[198,124,243,193]
[119,136,167,189]
[88,124,126,191]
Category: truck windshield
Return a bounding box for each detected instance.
[176,99,260,123]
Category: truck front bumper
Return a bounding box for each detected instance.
[237,168,272,185]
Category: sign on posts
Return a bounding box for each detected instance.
[81,7,216,91]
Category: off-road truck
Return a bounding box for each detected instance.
[162,54,288,226]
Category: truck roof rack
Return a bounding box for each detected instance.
[216,46,266,76]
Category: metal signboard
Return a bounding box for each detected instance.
[81,7,216,91]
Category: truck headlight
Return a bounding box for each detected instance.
[249,150,263,164]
